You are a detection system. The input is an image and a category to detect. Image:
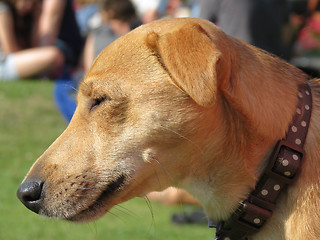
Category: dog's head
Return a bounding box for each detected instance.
[18,18,300,223]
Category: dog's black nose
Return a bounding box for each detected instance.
[17,179,44,214]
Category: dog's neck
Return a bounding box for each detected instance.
[184,45,315,239]
[212,83,312,240]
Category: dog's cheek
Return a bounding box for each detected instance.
[141,148,173,187]
[142,148,157,163]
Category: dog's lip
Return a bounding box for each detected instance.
[67,174,126,222]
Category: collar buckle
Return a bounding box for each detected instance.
[265,140,305,185]
[215,201,272,240]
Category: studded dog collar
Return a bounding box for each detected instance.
[211,83,313,240]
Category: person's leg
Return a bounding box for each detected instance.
[54,78,77,123]
[0,55,19,80]
[13,46,64,79]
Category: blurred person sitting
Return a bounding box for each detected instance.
[35,0,84,122]
[0,0,84,81]
[34,0,84,73]
[83,0,141,71]
[0,0,64,80]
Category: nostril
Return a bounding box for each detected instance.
[17,179,44,213]
[22,182,43,202]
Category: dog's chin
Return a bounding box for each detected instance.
[66,174,127,223]
[66,200,112,223]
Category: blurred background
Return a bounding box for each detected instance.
[1,0,320,239]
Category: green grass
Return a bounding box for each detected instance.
[0,81,213,240]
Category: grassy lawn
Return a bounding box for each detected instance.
[0,81,213,240]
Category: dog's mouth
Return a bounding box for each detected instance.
[68,174,126,222]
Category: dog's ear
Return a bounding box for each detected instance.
[146,23,228,107]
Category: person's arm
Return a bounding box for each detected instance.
[36,0,66,46]
[83,33,95,72]
[0,10,20,53]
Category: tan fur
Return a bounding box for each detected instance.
[19,18,320,239]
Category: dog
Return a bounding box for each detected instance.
[17,18,320,239]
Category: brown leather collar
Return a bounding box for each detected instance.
[211,83,313,240]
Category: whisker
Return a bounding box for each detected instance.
[148,160,163,189]
[71,194,97,198]
[115,204,139,218]
[70,85,79,93]
[86,221,98,236]
[79,180,108,185]
[108,209,128,224]
[159,125,204,155]
[151,158,174,183]
[159,125,206,180]
[113,204,138,219]
[76,170,104,178]
[80,177,103,182]
[144,196,156,232]
[76,187,106,190]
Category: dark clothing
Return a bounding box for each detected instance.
[250,0,288,58]
[199,0,290,59]
[56,0,84,66]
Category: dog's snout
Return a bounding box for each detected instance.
[17,179,44,214]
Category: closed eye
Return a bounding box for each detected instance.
[90,95,111,111]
